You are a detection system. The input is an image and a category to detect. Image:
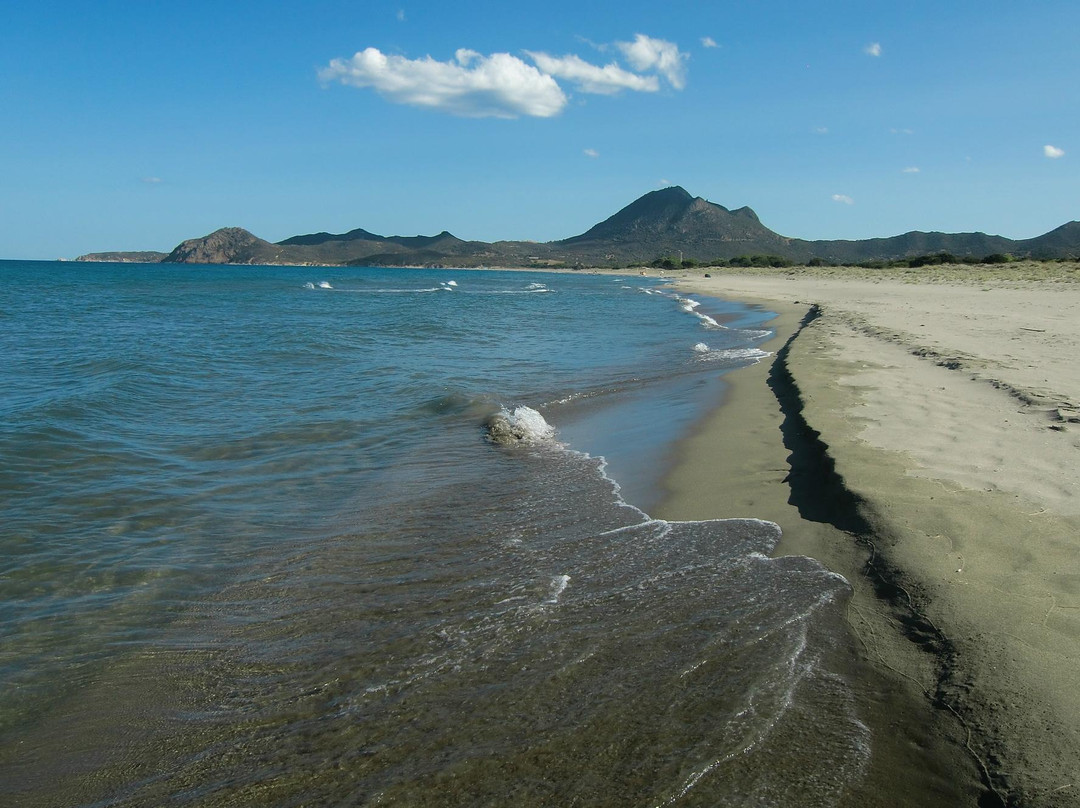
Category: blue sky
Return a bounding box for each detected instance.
[2,0,1077,259]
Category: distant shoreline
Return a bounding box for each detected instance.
[64,187,1080,267]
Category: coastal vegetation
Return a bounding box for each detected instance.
[646,254,794,270]
[675,258,1080,285]
[641,251,1080,273]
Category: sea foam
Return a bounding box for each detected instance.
[547,574,571,604]
[486,406,558,446]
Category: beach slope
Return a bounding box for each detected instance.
[661,264,1080,807]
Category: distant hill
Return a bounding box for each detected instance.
[75,251,169,263]
[803,230,1017,265]
[1016,221,1080,259]
[270,228,488,266]
[278,227,385,247]
[80,187,1080,267]
[555,187,1079,265]
[162,228,275,264]
[556,187,799,263]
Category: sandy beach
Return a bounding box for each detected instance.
[649,263,1080,807]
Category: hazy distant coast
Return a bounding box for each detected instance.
[75,251,169,263]
[74,186,1080,269]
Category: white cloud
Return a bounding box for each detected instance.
[616,34,688,89]
[319,47,566,118]
[141,176,163,184]
[902,166,920,173]
[812,126,829,135]
[891,127,914,135]
[584,148,599,158]
[865,42,882,57]
[701,36,718,48]
[1044,144,1065,159]
[321,35,689,118]
[832,194,854,205]
[659,178,672,186]
[526,52,658,94]
[396,9,406,22]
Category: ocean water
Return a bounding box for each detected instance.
[0,262,868,806]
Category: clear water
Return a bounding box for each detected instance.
[0,262,868,806]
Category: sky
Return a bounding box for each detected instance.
[2,0,1078,259]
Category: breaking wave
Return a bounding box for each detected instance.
[485,405,559,446]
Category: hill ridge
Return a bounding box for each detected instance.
[79,189,1080,267]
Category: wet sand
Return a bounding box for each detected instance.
[654,263,1080,807]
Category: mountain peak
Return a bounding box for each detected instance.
[561,187,696,245]
[648,185,693,201]
[162,227,272,264]
[559,186,771,253]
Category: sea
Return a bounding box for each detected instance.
[1,261,871,806]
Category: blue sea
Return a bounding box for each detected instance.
[1,261,870,806]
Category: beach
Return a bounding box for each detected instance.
[653,263,1080,806]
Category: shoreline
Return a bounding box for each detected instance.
[652,266,1080,807]
[652,294,984,806]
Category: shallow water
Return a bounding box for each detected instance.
[0,261,869,805]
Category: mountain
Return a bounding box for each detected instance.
[562,185,699,243]
[278,227,384,247]
[557,187,798,263]
[552,187,1079,265]
[162,228,289,265]
[83,187,1080,267]
[804,230,1017,265]
[274,228,485,266]
[1017,221,1080,258]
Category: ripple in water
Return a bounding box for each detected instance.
[0,263,870,806]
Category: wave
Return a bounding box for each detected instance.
[415,391,499,418]
[546,574,571,604]
[692,343,772,363]
[306,286,443,294]
[641,287,727,330]
[735,328,773,341]
[484,405,559,446]
[303,282,553,296]
[470,288,555,295]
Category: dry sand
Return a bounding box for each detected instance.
[652,263,1080,807]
